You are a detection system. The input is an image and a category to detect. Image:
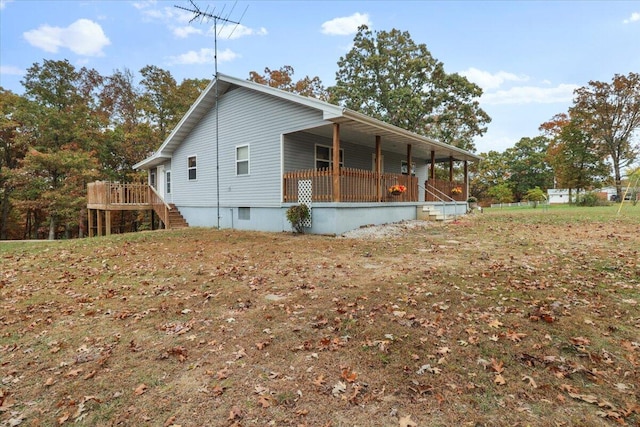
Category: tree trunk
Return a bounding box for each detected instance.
[48,216,56,240]
[0,190,10,240]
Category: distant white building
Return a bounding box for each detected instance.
[547,189,575,204]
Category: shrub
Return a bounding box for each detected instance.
[576,192,606,207]
[286,204,310,233]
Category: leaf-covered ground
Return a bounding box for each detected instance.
[1,206,639,426]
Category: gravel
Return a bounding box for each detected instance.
[338,220,434,239]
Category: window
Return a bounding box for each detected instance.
[166,171,171,194]
[315,144,343,169]
[150,170,156,188]
[236,145,249,175]
[401,160,416,176]
[188,156,197,180]
[238,207,250,220]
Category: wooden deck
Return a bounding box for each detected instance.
[86,181,186,236]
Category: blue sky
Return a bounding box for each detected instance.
[1,0,639,154]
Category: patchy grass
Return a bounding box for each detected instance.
[1,206,639,426]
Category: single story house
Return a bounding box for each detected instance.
[87,74,481,235]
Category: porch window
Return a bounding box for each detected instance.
[188,156,197,180]
[401,160,416,176]
[315,144,343,169]
[166,171,171,194]
[150,170,156,188]
[236,145,249,175]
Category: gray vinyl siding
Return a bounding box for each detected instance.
[171,87,324,207]
[284,131,429,176]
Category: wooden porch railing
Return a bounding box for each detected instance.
[425,178,467,202]
[283,168,418,203]
[87,181,150,207]
[149,185,172,228]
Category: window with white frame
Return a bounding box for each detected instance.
[236,145,249,175]
[166,171,171,194]
[401,160,416,176]
[188,156,197,180]
[315,144,344,169]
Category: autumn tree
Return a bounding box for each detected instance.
[540,113,610,200]
[248,66,328,100]
[571,72,640,199]
[329,26,490,151]
[504,136,554,201]
[0,89,35,239]
[18,59,105,239]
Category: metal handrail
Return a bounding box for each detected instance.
[419,181,464,220]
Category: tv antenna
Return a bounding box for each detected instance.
[174,0,248,229]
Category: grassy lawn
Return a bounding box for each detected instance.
[1,205,638,426]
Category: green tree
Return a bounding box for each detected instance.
[249,66,328,100]
[540,113,610,200]
[505,136,554,200]
[470,150,511,202]
[19,59,105,239]
[0,89,35,239]
[571,72,640,200]
[487,183,514,204]
[329,26,490,151]
[524,186,546,208]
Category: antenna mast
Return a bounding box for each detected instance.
[174,1,247,229]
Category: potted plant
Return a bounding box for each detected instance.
[388,184,407,196]
[451,186,463,196]
[467,196,478,209]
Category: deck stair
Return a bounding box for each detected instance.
[418,205,450,222]
[166,204,189,229]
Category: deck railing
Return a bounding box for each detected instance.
[149,185,172,227]
[283,168,418,203]
[87,181,150,207]
[425,178,467,202]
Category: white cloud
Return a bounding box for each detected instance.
[167,47,239,65]
[0,0,14,10]
[481,84,579,105]
[174,26,202,38]
[460,67,529,90]
[0,65,23,76]
[214,24,268,40]
[623,12,640,24]
[23,19,110,56]
[321,12,371,36]
[132,0,157,10]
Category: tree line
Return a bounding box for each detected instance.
[470,72,640,205]
[1,26,638,239]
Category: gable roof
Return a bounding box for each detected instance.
[133,73,481,169]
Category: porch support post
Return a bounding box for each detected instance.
[407,144,412,200]
[97,210,103,237]
[464,160,469,198]
[88,209,94,238]
[449,156,454,182]
[430,151,436,180]
[332,123,341,202]
[375,135,382,202]
[105,211,112,236]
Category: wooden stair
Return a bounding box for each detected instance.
[166,204,189,229]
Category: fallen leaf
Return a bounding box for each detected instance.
[398,414,417,427]
[258,395,271,408]
[134,383,148,395]
[313,375,326,387]
[494,374,506,385]
[332,381,346,396]
[341,368,357,383]
[522,375,537,389]
[490,358,504,374]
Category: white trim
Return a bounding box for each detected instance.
[235,145,250,176]
[315,143,343,169]
[187,155,197,181]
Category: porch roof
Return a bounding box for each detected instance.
[133,74,481,170]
